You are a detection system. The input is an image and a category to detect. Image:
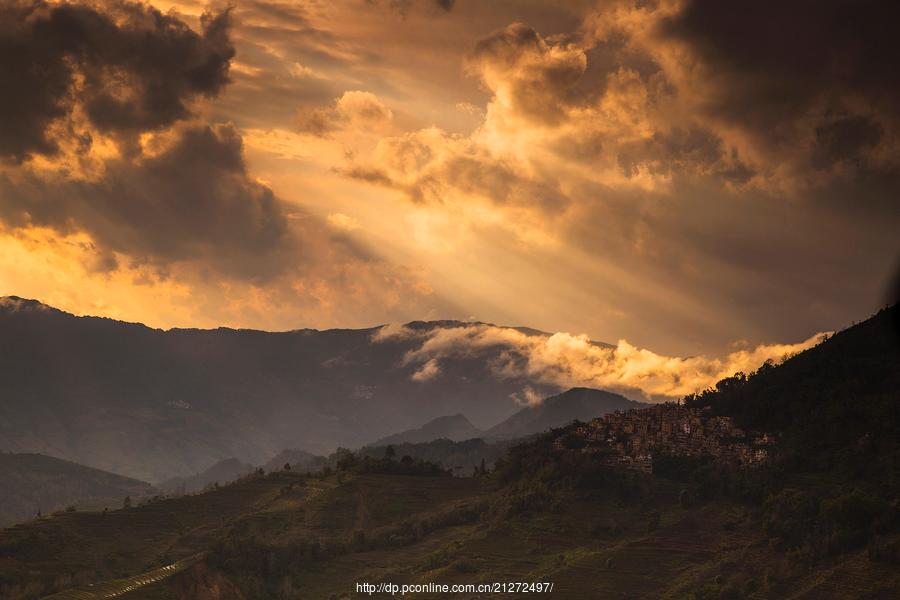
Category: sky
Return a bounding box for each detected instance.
[0,0,898,361]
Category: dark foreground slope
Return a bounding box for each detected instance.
[3,459,898,600]
[1,306,897,600]
[685,303,900,480]
[0,453,155,528]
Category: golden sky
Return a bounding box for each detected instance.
[1,0,898,358]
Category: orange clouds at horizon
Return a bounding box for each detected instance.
[375,320,829,402]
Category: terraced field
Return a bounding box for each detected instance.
[0,471,332,599]
[2,470,898,599]
[41,555,201,600]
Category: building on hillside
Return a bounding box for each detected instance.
[552,404,775,473]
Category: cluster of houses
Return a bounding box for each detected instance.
[552,404,775,474]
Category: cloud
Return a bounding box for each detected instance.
[2,0,892,356]
[371,321,414,342]
[510,386,543,407]
[344,126,569,221]
[0,123,299,279]
[410,357,440,382]
[366,0,455,18]
[582,0,900,184]
[468,22,587,126]
[0,0,234,161]
[335,6,898,354]
[659,0,900,128]
[0,1,442,330]
[382,322,827,401]
[298,90,393,136]
[327,212,361,231]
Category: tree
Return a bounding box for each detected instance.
[385,445,397,460]
[647,511,660,532]
[283,462,291,471]
[334,447,356,471]
[123,496,132,509]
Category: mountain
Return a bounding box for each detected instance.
[358,437,513,475]
[0,296,576,482]
[261,449,326,473]
[684,304,900,474]
[158,451,328,495]
[484,387,648,440]
[0,452,155,527]
[2,306,899,599]
[370,414,483,446]
[156,457,255,494]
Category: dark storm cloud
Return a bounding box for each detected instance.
[469,22,586,126]
[0,1,316,281]
[556,173,900,351]
[660,0,900,164]
[0,0,234,161]
[616,127,754,183]
[811,115,883,170]
[0,124,298,279]
[366,0,455,18]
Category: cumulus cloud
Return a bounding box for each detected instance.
[366,0,455,18]
[468,22,587,126]
[3,0,892,354]
[660,0,900,131]
[410,357,440,382]
[0,124,298,279]
[0,0,440,328]
[337,5,898,352]
[0,0,234,161]
[377,322,828,401]
[348,3,900,209]
[582,0,900,184]
[327,212,361,231]
[298,90,393,136]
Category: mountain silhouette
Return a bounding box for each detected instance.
[0,297,574,481]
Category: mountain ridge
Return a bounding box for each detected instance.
[485,387,649,440]
[370,414,483,447]
[0,296,575,481]
[0,452,156,527]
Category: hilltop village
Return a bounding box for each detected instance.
[553,404,775,474]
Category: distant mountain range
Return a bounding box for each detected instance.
[0,453,155,527]
[0,383,639,523]
[260,449,326,473]
[158,388,643,494]
[371,414,482,446]
[157,449,328,494]
[484,387,648,440]
[0,295,645,525]
[156,457,255,495]
[0,296,586,482]
[372,388,647,446]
